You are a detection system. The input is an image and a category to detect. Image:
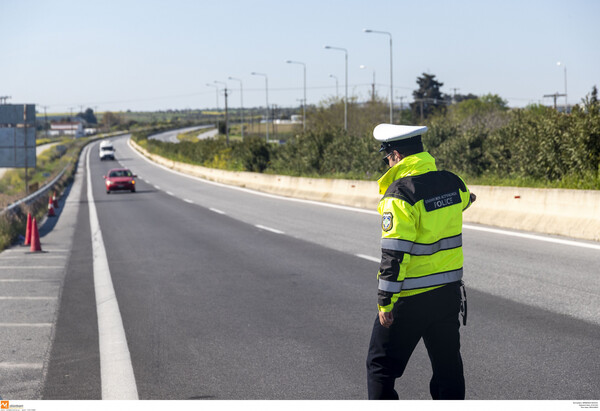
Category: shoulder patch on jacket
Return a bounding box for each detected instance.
[382,212,393,231]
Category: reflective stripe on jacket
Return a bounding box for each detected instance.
[376,152,472,312]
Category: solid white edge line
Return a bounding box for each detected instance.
[255,224,285,235]
[127,138,599,250]
[356,254,380,263]
[463,224,600,250]
[87,143,139,400]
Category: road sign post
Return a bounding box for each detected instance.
[0,104,37,194]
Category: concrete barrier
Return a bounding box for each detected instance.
[130,139,600,242]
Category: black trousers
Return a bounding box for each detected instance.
[366,283,465,400]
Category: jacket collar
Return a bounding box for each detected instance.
[377,152,437,195]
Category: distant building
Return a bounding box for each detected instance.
[49,121,84,138]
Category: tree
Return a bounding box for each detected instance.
[452,93,478,104]
[411,73,446,121]
[102,112,122,130]
[77,108,97,124]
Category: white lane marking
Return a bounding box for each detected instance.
[0,323,52,327]
[166,191,174,196]
[255,224,285,235]
[356,254,380,263]
[183,199,194,204]
[128,138,599,250]
[0,363,43,369]
[209,208,226,215]
[87,143,139,400]
[154,184,160,190]
[0,296,56,300]
[463,224,600,250]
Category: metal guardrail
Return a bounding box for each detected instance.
[0,130,133,217]
[0,164,69,216]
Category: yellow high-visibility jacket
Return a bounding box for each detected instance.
[376,152,472,312]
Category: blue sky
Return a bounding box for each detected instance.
[1,0,598,113]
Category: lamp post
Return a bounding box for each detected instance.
[228,77,244,139]
[251,72,269,142]
[206,83,219,129]
[286,60,306,131]
[360,65,376,101]
[215,81,229,144]
[324,45,348,130]
[206,83,219,109]
[364,29,393,123]
[329,74,339,99]
[557,61,568,113]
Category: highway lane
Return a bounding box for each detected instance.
[43,134,599,400]
[148,125,214,143]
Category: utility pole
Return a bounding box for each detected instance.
[451,88,460,103]
[41,105,49,139]
[224,87,229,145]
[544,93,566,111]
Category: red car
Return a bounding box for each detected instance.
[104,168,137,193]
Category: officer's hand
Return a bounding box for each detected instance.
[378,311,394,328]
[470,193,477,203]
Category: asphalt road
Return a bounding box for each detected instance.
[148,125,215,143]
[25,134,600,399]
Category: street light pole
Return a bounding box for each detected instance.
[206,83,219,109]
[324,45,348,131]
[251,72,269,142]
[329,74,339,99]
[206,83,219,129]
[215,81,229,144]
[286,60,306,131]
[228,76,244,139]
[364,29,393,123]
[557,61,568,113]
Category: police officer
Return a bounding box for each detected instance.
[366,124,475,400]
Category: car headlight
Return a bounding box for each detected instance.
[106,180,113,185]
[131,180,135,185]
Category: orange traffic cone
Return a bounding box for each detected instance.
[53,191,60,208]
[30,218,42,252]
[47,195,56,217]
[24,213,32,246]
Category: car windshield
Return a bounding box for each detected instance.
[101,146,113,151]
[109,170,132,178]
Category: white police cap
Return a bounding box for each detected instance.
[373,124,428,143]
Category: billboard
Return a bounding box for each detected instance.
[0,127,37,167]
[0,104,36,168]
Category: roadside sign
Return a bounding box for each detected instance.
[0,104,36,168]
[0,104,35,125]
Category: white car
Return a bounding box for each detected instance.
[99,140,115,161]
